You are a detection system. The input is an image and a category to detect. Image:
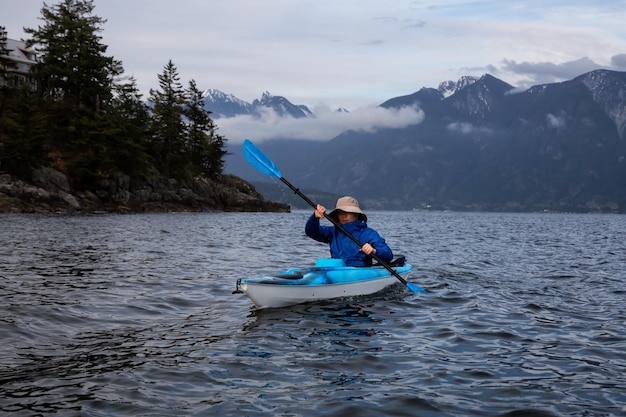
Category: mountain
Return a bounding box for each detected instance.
[202,89,252,118]
[437,75,479,98]
[224,70,626,213]
[202,90,313,119]
[252,91,314,118]
[576,71,626,139]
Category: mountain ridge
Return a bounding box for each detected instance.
[222,69,626,213]
[202,89,314,119]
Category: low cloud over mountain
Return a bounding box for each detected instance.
[203,91,424,143]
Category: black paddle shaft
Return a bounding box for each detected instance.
[279,177,411,286]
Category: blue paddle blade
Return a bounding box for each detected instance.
[243,139,282,179]
[406,282,428,293]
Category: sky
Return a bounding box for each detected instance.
[3,0,626,143]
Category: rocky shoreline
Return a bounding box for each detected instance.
[0,167,290,214]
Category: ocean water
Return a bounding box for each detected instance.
[0,211,624,417]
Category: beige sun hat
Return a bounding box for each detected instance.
[328,196,367,222]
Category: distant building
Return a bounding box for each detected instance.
[0,38,39,91]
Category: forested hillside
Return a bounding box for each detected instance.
[0,0,285,213]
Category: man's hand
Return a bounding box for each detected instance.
[361,243,376,255]
[314,204,326,219]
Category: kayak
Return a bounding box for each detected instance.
[235,258,413,309]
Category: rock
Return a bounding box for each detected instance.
[0,193,23,213]
[0,167,289,213]
[60,191,81,210]
[32,167,71,192]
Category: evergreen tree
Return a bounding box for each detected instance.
[183,79,227,178]
[1,27,44,176]
[24,0,121,187]
[107,76,152,175]
[0,87,47,177]
[25,0,119,109]
[0,26,16,119]
[0,26,15,88]
[149,60,187,178]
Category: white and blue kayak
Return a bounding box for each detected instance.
[235,258,413,309]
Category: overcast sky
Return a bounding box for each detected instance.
[4,0,626,143]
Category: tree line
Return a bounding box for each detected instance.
[0,0,226,189]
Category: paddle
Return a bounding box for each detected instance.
[243,139,427,293]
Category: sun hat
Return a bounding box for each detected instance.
[328,196,367,222]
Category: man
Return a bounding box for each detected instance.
[305,196,393,267]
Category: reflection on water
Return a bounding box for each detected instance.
[1,212,625,416]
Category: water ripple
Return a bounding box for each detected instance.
[1,212,625,416]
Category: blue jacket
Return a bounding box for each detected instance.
[305,215,393,267]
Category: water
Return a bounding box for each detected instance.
[1,211,625,417]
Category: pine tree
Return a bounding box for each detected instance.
[104,75,152,175]
[0,87,47,177]
[0,26,16,119]
[25,0,119,109]
[0,26,15,88]
[183,79,227,178]
[149,60,187,178]
[23,0,122,187]
[1,27,45,177]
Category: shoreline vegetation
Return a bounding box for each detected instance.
[1,2,290,214]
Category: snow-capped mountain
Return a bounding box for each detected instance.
[226,69,626,213]
[202,89,313,119]
[202,89,253,118]
[438,75,480,98]
[252,91,314,119]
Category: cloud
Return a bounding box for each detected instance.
[216,105,424,144]
[447,122,493,135]
[447,122,474,134]
[499,57,603,87]
[5,1,624,112]
[547,113,566,129]
[611,54,626,69]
